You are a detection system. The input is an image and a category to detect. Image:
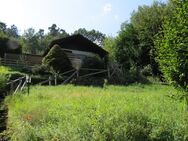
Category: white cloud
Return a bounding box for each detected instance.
[103,3,112,15]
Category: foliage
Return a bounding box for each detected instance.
[6,84,188,140]
[115,23,140,71]
[0,66,12,73]
[0,32,9,57]
[140,65,153,77]
[74,28,105,46]
[31,65,50,75]
[155,0,188,92]
[74,77,105,87]
[6,25,19,38]
[0,30,21,57]
[0,66,24,92]
[104,2,168,77]
[155,0,188,109]
[20,28,41,54]
[48,24,69,38]
[0,74,7,91]
[0,22,7,33]
[130,1,167,75]
[0,66,25,79]
[42,44,73,74]
[82,56,105,69]
[103,36,116,62]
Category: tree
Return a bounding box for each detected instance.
[48,24,60,37]
[36,29,47,53]
[42,44,72,74]
[113,23,140,71]
[103,36,116,62]
[59,29,69,38]
[0,32,9,57]
[21,28,40,54]
[45,24,69,49]
[37,29,45,39]
[7,25,19,38]
[0,32,21,57]
[74,28,105,46]
[130,2,167,75]
[156,0,188,109]
[0,22,7,33]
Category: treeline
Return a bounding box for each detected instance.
[0,23,105,55]
[104,1,168,76]
[104,0,187,94]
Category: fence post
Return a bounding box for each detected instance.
[76,70,79,78]
[49,76,52,86]
[26,75,31,95]
[4,53,7,64]
[10,83,14,93]
[107,65,110,79]
[54,74,57,86]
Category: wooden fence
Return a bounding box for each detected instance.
[6,76,29,94]
[0,58,35,69]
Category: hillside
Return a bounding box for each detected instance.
[5,84,188,141]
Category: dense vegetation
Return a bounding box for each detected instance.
[104,2,168,75]
[155,0,188,109]
[156,0,188,92]
[0,66,25,91]
[5,84,188,141]
[104,0,187,103]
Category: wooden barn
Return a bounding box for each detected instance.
[44,34,109,70]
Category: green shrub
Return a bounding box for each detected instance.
[82,56,105,69]
[42,44,73,74]
[0,74,8,92]
[0,32,22,58]
[141,65,152,77]
[108,67,149,85]
[74,77,105,87]
[31,65,50,75]
[155,0,188,92]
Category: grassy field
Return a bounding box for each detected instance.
[5,84,188,141]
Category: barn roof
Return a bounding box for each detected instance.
[43,34,108,58]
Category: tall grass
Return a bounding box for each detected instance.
[0,66,10,92]
[6,84,188,141]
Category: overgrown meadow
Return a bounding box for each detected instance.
[5,84,188,141]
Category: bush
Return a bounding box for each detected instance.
[74,77,105,87]
[108,67,149,85]
[0,74,8,92]
[155,0,188,92]
[42,44,73,74]
[82,56,105,69]
[141,65,152,77]
[0,33,22,58]
[32,65,50,75]
[30,75,50,85]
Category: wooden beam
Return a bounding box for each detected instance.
[80,70,107,78]
[80,68,106,71]
[61,69,75,76]
[62,71,77,85]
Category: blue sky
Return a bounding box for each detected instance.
[0,0,167,36]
